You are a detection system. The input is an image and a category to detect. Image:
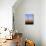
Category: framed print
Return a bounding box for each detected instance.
[25,14,34,25]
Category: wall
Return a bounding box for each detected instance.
[13,0,41,46]
[41,0,46,46]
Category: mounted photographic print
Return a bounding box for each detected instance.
[25,14,34,25]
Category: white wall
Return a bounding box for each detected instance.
[13,0,41,46]
[0,0,16,30]
[41,0,46,46]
